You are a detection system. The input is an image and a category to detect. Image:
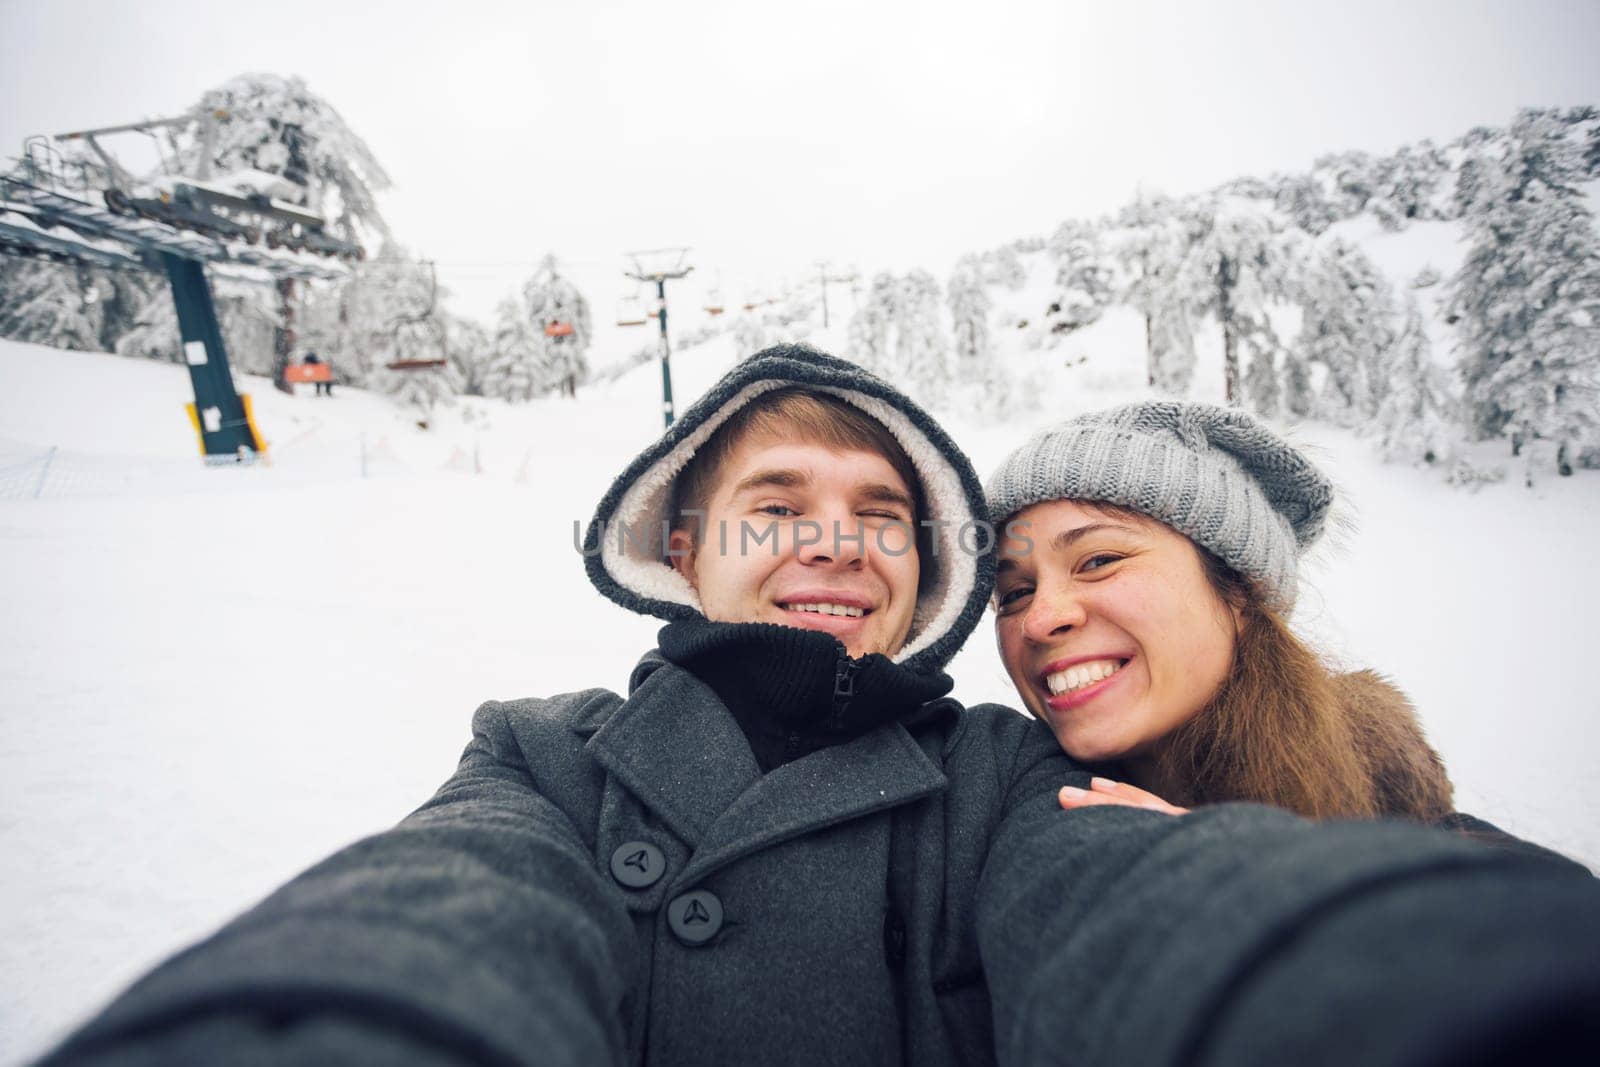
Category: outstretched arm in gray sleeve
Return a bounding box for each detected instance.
[41,701,637,1067]
[978,747,1600,1067]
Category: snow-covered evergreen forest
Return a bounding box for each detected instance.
[3,74,1598,483]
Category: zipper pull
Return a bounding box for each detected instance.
[832,658,860,730]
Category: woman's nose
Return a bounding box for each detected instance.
[1021,584,1086,643]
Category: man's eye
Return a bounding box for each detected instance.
[1080,553,1121,573]
[860,509,908,523]
[757,504,798,517]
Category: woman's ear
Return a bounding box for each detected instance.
[667,529,697,585]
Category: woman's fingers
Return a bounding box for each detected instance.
[1057,778,1190,815]
[1058,785,1138,810]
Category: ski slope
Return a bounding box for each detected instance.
[2,328,1597,1064]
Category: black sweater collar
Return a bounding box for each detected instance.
[657,618,953,772]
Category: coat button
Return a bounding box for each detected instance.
[667,889,723,945]
[610,841,665,888]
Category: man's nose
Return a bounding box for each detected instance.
[1021,583,1085,643]
[794,513,867,568]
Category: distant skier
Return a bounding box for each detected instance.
[303,351,333,397]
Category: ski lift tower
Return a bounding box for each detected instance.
[625,247,693,428]
[0,111,360,459]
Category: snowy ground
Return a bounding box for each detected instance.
[2,330,1598,1064]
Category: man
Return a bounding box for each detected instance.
[43,345,1600,1065]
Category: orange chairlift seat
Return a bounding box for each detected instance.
[284,362,332,383]
[386,357,449,370]
[544,320,575,338]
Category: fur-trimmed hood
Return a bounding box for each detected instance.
[580,343,995,676]
[1333,669,1455,821]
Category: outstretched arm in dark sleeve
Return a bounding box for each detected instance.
[42,701,637,1067]
[978,735,1600,1067]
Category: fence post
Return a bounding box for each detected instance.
[33,446,57,499]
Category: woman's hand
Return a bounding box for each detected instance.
[1059,776,1189,816]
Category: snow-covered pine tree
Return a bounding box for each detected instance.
[296,249,442,389]
[946,255,1024,418]
[1296,238,1398,427]
[1272,173,1340,235]
[445,315,493,397]
[1367,140,1449,231]
[114,284,181,362]
[520,256,592,398]
[213,281,282,376]
[1243,342,1281,418]
[1317,149,1377,219]
[1043,220,1114,336]
[894,269,954,407]
[486,296,542,403]
[732,312,769,361]
[1170,199,1296,404]
[982,245,1027,290]
[1113,191,1200,393]
[844,271,953,406]
[846,272,897,379]
[0,258,104,351]
[947,255,991,376]
[1375,294,1455,465]
[169,74,395,377]
[179,73,392,248]
[84,268,161,355]
[1447,107,1600,475]
[379,357,461,417]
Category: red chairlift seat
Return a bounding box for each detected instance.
[544,320,574,338]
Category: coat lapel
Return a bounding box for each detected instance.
[586,659,761,847]
[588,656,950,882]
[676,721,947,887]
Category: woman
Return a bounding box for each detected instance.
[984,401,1572,857]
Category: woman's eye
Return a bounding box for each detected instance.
[1080,553,1121,573]
[996,585,1033,609]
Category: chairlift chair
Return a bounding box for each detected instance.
[616,297,649,327]
[544,319,575,338]
[703,288,725,316]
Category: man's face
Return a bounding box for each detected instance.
[668,433,921,658]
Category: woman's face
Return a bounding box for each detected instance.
[994,500,1240,765]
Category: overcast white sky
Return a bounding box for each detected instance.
[3,0,1598,330]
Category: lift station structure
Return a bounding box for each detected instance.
[0,110,362,460]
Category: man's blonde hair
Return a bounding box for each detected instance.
[671,387,923,540]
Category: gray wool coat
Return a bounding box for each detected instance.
[45,655,1600,1067]
[45,649,1085,1066]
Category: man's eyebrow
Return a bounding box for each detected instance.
[729,468,810,496]
[727,471,913,512]
[857,483,915,511]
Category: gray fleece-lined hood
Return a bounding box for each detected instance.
[581,343,994,676]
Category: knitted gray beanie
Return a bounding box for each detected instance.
[984,401,1334,611]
